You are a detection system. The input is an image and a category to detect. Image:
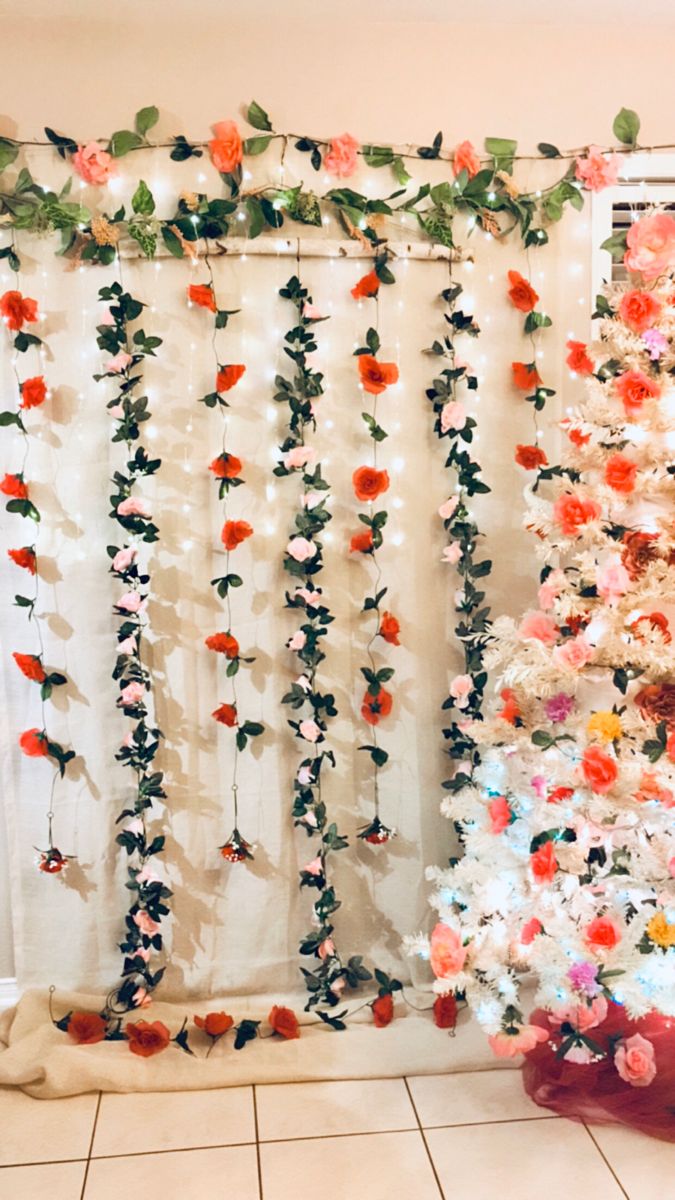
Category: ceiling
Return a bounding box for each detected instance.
[5,0,675,22]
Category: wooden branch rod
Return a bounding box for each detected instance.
[119,237,471,263]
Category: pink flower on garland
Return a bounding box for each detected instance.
[440,401,467,432]
[287,536,317,563]
[107,351,132,373]
[133,910,159,935]
[574,146,620,192]
[442,542,462,565]
[438,496,459,520]
[323,133,360,178]
[72,142,116,185]
[299,719,321,743]
[112,546,138,572]
[452,140,481,179]
[448,674,473,708]
[116,591,144,613]
[614,1034,657,1087]
[596,557,630,606]
[117,497,151,518]
[284,446,315,470]
[118,681,145,706]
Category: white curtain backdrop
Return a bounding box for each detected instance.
[0,149,592,1002]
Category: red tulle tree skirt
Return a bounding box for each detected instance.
[522,1003,675,1142]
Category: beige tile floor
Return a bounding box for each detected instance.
[0,1069,667,1199]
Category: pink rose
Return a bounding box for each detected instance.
[596,557,630,605]
[538,569,565,610]
[303,301,323,320]
[297,766,314,786]
[429,922,467,977]
[112,546,138,572]
[288,630,307,651]
[109,405,124,419]
[331,976,346,995]
[301,491,322,509]
[100,308,116,326]
[133,910,159,935]
[448,674,473,708]
[136,865,161,884]
[614,1033,657,1087]
[121,732,135,749]
[117,497,151,518]
[295,586,322,605]
[107,351,132,373]
[299,718,321,743]
[117,636,136,655]
[551,995,608,1032]
[72,141,116,185]
[624,212,675,280]
[488,795,512,834]
[438,496,459,520]
[442,542,462,565]
[303,856,323,876]
[440,401,467,432]
[284,446,315,470]
[132,987,152,1008]
[135,946,151,962]
[118,681,145,706]
[287,537,317,563]
[116,591,143,613]
[126,817,144,835]
[323,133,360,178]
[520,918,543,945]
[553,634,593,671]
[488,1024,549,1058]
[518,611,558,645]
[318,938,335,960]
[574,146,620,193]
[296,674,311,692]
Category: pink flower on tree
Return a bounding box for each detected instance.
[596,557,630,606]
[72,142,116,185]
[429,922,467,977]
[624,212,675,280]
[518,611,558,645]
[553,634,594,671]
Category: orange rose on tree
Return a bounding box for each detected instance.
[552,492,602,537]
[361,687,393,726]
[379,612,400,645]
[511,362,541,390]
[530,841,557,883]
[618,289,662,333]
[209,120,243,174]
[67,1012,108,1045]
[187,283,216,312]
[212,703,238,726]
[614,368,661,417]
[221,520,253,551]
[19,376,47,409]
[507,270,539,313]
[0,289,38,331]
[352,465,389,503]
[372,993,394,1028]
[125,1019,171,1057]
[268,1005,300,1039]
[209,453,242,479]
[12,652,46,683]
[515,444,547,470]
[351,270,380,300]
[205,632,239,658]
[582,745,618,793]
[216,364,246,393]
[565,340,594,375]
[358,355,399,395]
[604,453,637,494]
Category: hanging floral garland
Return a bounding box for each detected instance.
[95,276,171,1012]
[423,275,492,792]
[273,272,375,1018]
[1,259,74,871]
[187,262,263,861]
[350,258,400,845]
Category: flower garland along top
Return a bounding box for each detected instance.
[187,266,263,861]
[424,277,491,798]
[96,279,171,1013]
[350,253,400,844]
[1,269,74,870]
[273,272,375,1019]
[0,104,650,263]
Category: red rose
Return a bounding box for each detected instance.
[497,687,520,724]
[621,531,659,580]
[351,270,380,300]
[553,492,602,537]
[547,786,575,804]
[511,362,541,390]
[618,289,662,334]
[194,1011,234,1036]
[19,728,48,758]
[20,376,47,409]
[433,994,458,1030]
[209,453,242,479]
[372,993,394,1028]
[507,270,539,313]
[614,369,661,416]
[8,546,36,574]
[635,684,675,728]
[1,473,28,499]
[361,687,393,726]
[216,364,246,393]
[358,355,399,395]
[39,848,67,873]
[349,529,373,554]
[582,745,618,793]
[352,465,390,503]
[221,519,253,551]
[604,453,637,494]
[12,652,46,683]
[205,632,239,658]
[565,340,594,375]
[212,703,238,726]
[125,1019,171,1057]
[187,283,217,312]
[530,841,557,883]
[515,444,548,470]
[67,1011,108,1045]
[584,916,621,951]
[0,289,39,331]
[379,611,400,645]
[269,1005,300,1039]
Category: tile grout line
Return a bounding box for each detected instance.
[582,1124,631,1200]
[79,1090,102,1200]
[252,1084,264,1200]
[403,1077,446,1200]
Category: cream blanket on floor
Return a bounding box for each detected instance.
[0,988,507,1098]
